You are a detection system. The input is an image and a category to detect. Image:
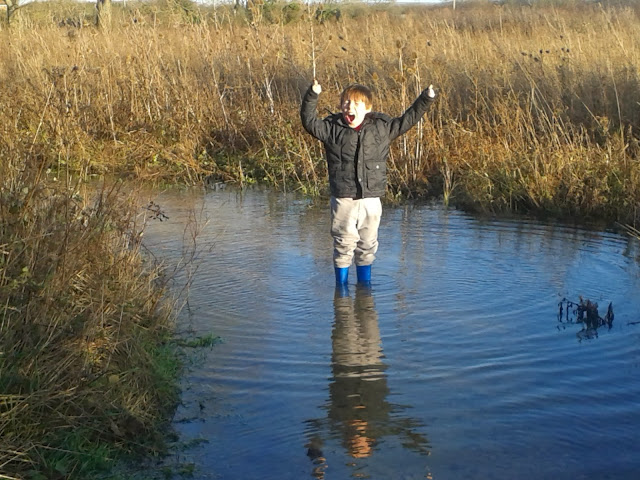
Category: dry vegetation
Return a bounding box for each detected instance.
[1,0,640,223]
[0,155,182,479]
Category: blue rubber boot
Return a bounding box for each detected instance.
[335,267,350,297]
[356,264,371,285]
[335,267,349,285]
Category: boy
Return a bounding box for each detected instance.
[300,79,436,287]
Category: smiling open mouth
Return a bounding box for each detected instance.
[345,114,355,123]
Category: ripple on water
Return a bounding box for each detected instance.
[145,189,640,480]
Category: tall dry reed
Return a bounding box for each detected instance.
[1,0,639,222]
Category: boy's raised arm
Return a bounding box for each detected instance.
[387,83,437,141]
[301,80,330,142]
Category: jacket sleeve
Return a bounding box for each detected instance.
[387,90,435,141]
[300,85,331,142]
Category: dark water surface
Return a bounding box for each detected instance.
[144,188,640,480]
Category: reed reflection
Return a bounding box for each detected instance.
[306,286,430,479]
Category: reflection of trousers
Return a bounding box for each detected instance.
[330,197,382,268]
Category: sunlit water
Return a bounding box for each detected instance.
[144,187,640,480]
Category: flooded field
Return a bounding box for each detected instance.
[145,188,640,480]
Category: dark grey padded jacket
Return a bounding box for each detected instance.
[300,86,435,198]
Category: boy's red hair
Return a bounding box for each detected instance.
[340,84,373,109]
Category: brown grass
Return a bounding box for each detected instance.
[1,0,639,220]
[0,153,181,478]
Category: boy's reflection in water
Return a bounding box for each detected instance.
[306,286,430,479]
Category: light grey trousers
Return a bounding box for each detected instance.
[330,197,382,268]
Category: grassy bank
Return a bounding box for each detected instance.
[0,155,183,479]
[2,0,640,223]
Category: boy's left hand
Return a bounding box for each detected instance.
[426,84,436,99]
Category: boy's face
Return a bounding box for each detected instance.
[341,97,371,128]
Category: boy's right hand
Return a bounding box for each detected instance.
[312,79,322,95]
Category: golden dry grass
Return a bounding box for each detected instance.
[2,1,639,222]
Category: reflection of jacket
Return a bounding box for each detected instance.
[300,86,434,198]
[331,290,388,457]
[304,288,431,470]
